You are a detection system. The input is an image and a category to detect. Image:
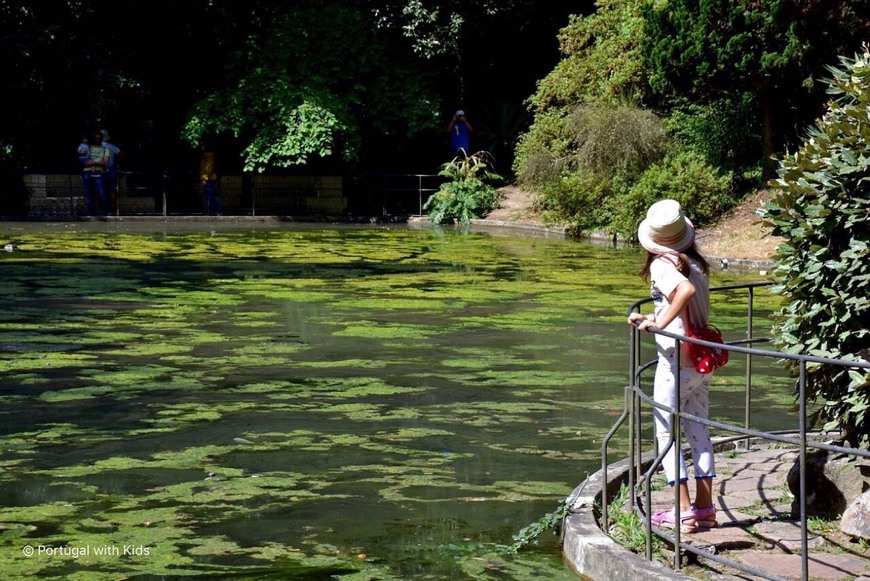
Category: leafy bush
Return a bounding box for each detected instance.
[528,0,648,112]
[610,148,734,238]
[424,151,501,225]
[516,104,672,232]
[514,109,576,189]
[663,95,763,177]
[568,105,670,180]
[537,171,613,229]
[760,49,870,447]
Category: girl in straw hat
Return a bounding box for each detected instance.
[627,199,718,533]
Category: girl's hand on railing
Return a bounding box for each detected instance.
[628,313,655,332]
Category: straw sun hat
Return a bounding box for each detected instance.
[637,199,695,254]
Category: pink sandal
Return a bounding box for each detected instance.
[651,507,697,533]
[692,505,718,529]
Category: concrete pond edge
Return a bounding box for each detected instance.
[561,455,697,581]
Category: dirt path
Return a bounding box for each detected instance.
[487,186,782,262]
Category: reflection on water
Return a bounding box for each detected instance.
[0,222,786,579]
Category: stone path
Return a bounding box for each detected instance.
[646,443,870,580]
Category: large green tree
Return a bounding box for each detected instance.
[642,0,870,166]
[1,0,574,174]
[183,2,440,172]
[529,0,648,112]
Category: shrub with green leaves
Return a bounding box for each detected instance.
[424,151,501,225]
[760,49,870,447]
[663,95,763,177]
[513,108,576,189]
[537,171,613,228]
[516,104,672,232]
[611,148,734,239]
[567,105,670,180]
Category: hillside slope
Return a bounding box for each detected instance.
[488,186,782,262]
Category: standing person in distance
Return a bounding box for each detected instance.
[198,139,222,216]
[81,130,111,216]
[101,129,122,214]
[446,109,473,157]
[626,199,718,533]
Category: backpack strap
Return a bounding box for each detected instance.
[656,253,681,269]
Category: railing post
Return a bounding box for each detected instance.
[161,170,167,217]
[745,286,755,448]
[672,345,683,570]
[418,175,423,216]
[799,360,808,580]
[627,319,637,511]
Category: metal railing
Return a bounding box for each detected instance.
[354,173,443,216]
[18,171,441,218]
[601,281,870,580]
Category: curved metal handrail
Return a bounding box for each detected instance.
[600,280,870,581]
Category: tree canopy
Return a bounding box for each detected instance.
[0,0,577,174]
[512,0,869,238]
[642,0,870,163]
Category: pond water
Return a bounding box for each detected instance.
[0,222,791,580]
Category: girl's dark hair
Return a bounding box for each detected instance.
[639,244,710,280]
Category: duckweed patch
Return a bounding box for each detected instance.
[0,223,787,579]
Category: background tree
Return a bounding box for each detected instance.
[761,48,870,447]
[0,0,576,176]
[642,0,870,174]
[512,0,868,239]
[182,2,440,173]
[514,0,651,190]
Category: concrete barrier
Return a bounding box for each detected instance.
[562,456,695,580]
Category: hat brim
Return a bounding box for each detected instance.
[637,217,695,254]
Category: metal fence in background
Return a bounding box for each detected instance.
[13,171,443,219]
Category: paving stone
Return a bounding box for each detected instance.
[604,442,870,580]
[685,524,757,550]
[752,521,825,550]
[714,493,759,510]
[737,552,870,580]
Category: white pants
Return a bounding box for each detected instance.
[653,351,715,484]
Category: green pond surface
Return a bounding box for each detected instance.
[0,221,792,580]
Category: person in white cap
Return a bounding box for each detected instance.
[627,199,718,533]
[446,109,473,157]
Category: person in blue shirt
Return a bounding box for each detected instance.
[446,109,473,157]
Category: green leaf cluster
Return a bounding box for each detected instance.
[760,48,870,446]
[516,100,732,235]
[182,2,438,172]
[424,151,502,225]
[513,0,734,236]
[512,0,868,238]
[506,497,573,554]
[528,0,648,111]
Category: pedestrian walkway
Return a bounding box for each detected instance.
[563,440,870,580]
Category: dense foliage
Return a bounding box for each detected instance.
[514,103,729,236]
[0,0,576,174]
[643,0,870,163]
[512,0,869,240]
[760,48,870,446]
[181,3,438,172]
